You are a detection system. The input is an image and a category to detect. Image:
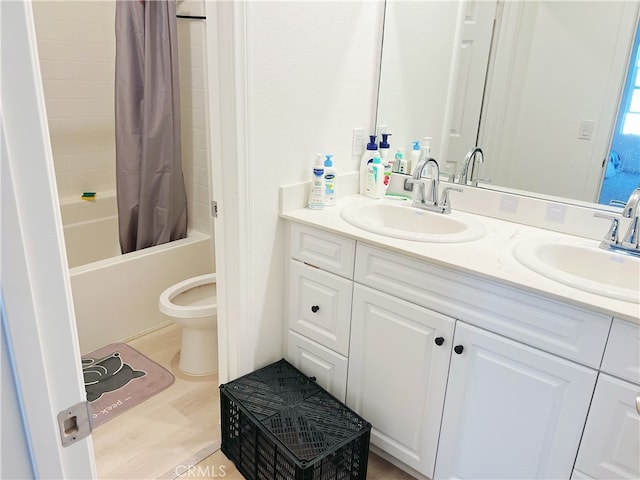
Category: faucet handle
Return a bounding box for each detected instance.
[622,188,640,218]
[594,212,619,244]
[439,186,463,213]
[473,178,492,187]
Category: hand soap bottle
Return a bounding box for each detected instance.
[409,140,420,174]
[359,135,378,195]
[379,133,392,190]
[365,155,384,199]
[308,153,325,210]
[323,154,337,206]
[393,148,407,173]
[419,137,432,161]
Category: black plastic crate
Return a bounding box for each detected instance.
[220,359,371,480]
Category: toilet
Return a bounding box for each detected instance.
[159,273,218,376]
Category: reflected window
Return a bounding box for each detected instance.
[622,28,640,135]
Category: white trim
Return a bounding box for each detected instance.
[206,0,253,383]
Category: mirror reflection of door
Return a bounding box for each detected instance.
[600,22,640,206]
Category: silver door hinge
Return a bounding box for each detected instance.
[211,200,218,218]
[57,401,92,447]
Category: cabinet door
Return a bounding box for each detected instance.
[287,331,348,402]
[288,260,353,356]
[435,322,597,480]
[347,284,455,478]
[573,373,640,479]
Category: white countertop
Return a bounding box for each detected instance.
[281,194,640,324]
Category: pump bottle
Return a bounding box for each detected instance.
[419,137,432,161]
[359,135,378,195]
[409,141,420,174]
[365,155,384,199]
[323,154,337,206]
[308,153,325,209]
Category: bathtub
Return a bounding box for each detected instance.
[60,192,214,354]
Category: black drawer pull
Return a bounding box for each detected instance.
[434,337,445,346]
[454,345,464,355]
[311,305,320,313]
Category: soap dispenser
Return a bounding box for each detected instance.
[308,153,325,210]
[379,133,393,189]
[365,155,384,199]
[323,154,337,206]
[409,140,420,174]
[419,137,432,162]
[359,135,378,195]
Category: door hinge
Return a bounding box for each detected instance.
[57,401,92,447]
[211,200,218,218]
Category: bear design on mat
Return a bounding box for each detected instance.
[82,351,146,402]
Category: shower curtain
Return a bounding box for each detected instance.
[115,0,187,254]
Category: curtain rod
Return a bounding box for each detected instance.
[176,14,206,20]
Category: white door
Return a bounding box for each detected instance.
[1,1,95,477]
[434,322,597,480]
[441,0,496,169]
[347,284,455,478]
[573,373,640,479]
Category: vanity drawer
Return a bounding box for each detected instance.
[355,243,612,368]
[289,223,355,279]
[601,318,640,384]
[287,260,353,356]
[286,330,348,402]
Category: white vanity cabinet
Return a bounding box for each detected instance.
[283,221,622,480]
[434,321,597,479]
[572,319,640,480]
[285,223,355,402]
[346,283,455,477]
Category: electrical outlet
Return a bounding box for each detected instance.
[352,127,364,156]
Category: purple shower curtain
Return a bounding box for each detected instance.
[115,0,187,254]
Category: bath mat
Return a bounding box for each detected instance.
[82,343,175,428]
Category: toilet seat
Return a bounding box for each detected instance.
[159,273,217,318]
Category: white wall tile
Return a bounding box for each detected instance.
[33,0,211,235]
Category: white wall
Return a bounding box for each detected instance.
[376,1,460,159]
[32,1,116,200]
[234,1,384,372]
[32,0,211,233]
[177,8,212,234]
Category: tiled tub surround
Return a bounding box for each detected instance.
[280,184,639,480]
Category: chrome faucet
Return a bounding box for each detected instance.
[459,147,485,185]
[405,157,462,214]
[595,187,640,257]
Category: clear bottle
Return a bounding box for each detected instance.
[419,136,432,161]
[323,154,337,206]
[308,153,325,209]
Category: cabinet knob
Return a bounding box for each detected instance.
[454,345,464,354]
[434,337,445,346]
[311,305,320,313]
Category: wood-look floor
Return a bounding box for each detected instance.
[92,324,220,479]
[92,324,415,479]
[182,449,417,480]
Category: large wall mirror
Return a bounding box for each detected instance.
[377,0,640,208]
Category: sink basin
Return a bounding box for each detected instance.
[339,201,485,243]
[513,237,640,303]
